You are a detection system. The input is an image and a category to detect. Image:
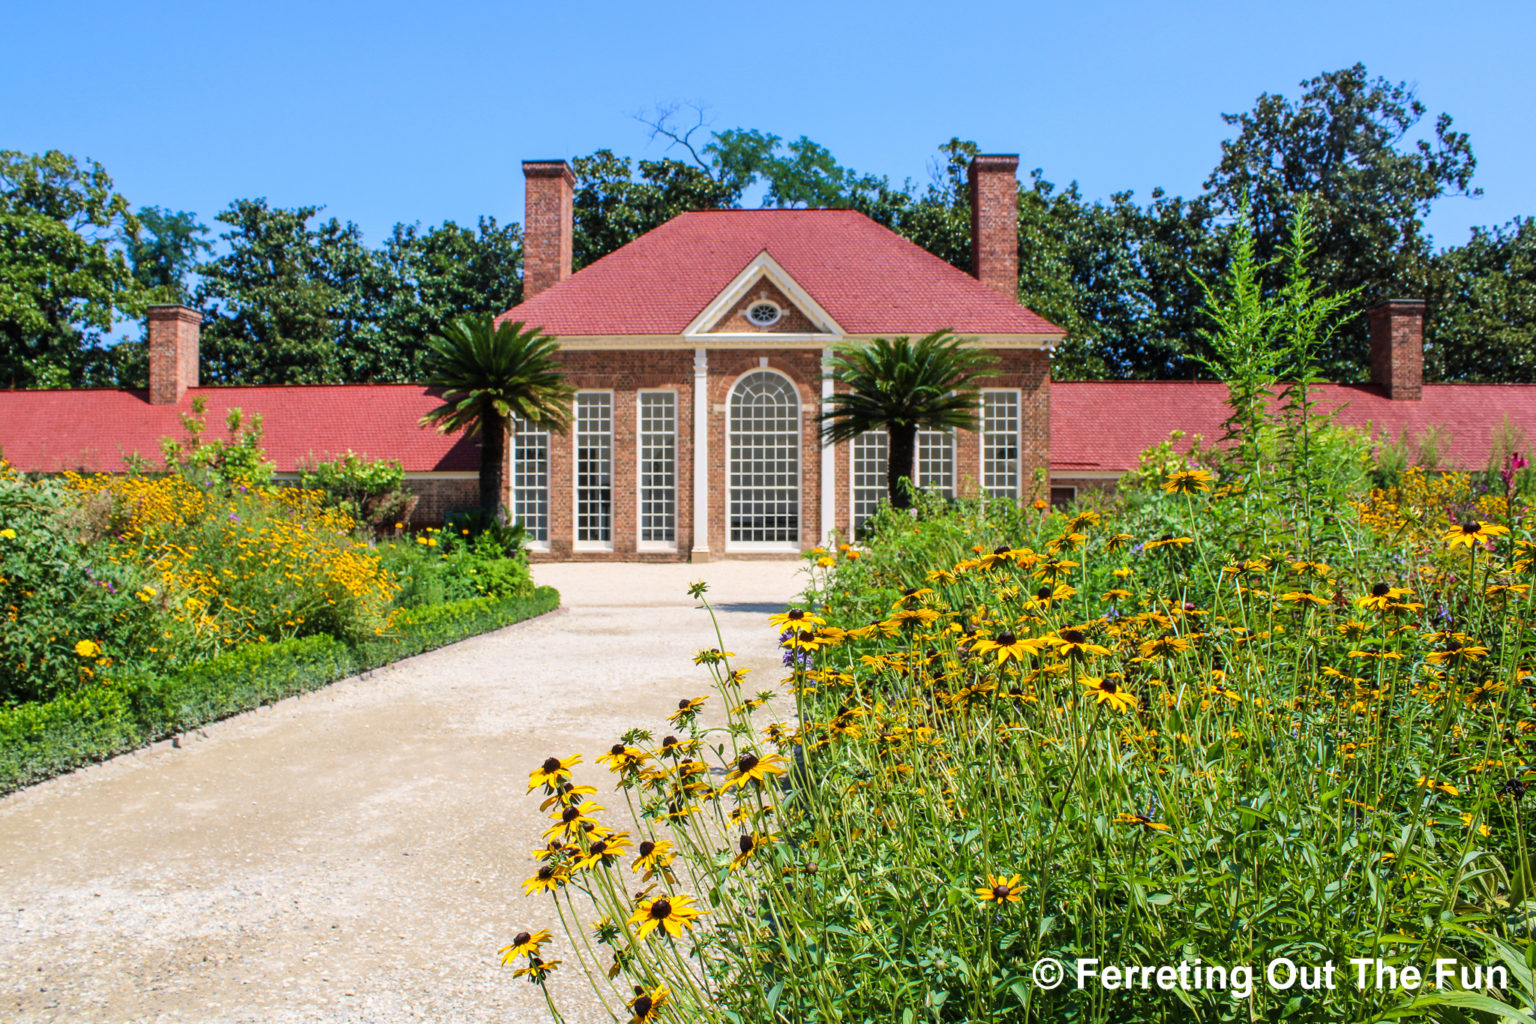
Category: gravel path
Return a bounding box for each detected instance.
[0,560,805,1024]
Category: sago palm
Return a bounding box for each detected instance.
[819,330,995,508]
[419,314,573,519]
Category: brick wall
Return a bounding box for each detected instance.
[405,477,479,526]
[522,161,575,300]
[968,155,1020,298]
[707,281,820,334]
[535,349,695,562]
[1368,299,1424,400]
[953,349,1051,502]
[147,305,200,405]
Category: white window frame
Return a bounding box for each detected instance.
[725,368,802,553]
[573,390,614,551]
[980,389,1022,499]
[849,430,888,536]
[635,389,678,552]
[509,421,551,550]
[916,429,956,497]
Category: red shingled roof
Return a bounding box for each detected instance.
[503,209,1062,337]
[1052,381,1536,473]
[0,385,477,474]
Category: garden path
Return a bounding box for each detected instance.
[0,559,804,1024]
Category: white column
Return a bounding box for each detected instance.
[820,348,836,545]
[691,347,710,558]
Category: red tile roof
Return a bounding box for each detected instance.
[0,385,477,474]
[1052,381,1536,473]
[502,209,1063,337]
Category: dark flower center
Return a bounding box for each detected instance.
[537,866,554,881]
[590,840,608,856]
[678,698,692,710]
[992,884,1011,900]
[1372,582,1391,597]
[610,743,626,756]
[903,587,918,597]
[1102,680,1119,693]
[514,931,531,946]
[737,752,760,773]
[739,835,755,854]
[541,756,562,774]
[639,840,656,857]
[562,806,581,822]
[1160,534,1173,542]
[1037,586,1053,600]
[662,735,678,748]
[993,545,1011,555]
[649,899,673,920]
[633,995,653,1016]
[997,632,1017,646]
[1061,629,1087,644]
[1460,524,1479,535]
[787,609,805,620]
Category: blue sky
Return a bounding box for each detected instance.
[3,0,1531,250]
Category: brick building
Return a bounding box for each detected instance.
[2,153,1535,560]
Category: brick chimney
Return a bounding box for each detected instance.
[522,159,576,299]
[147,304,200,405]
[1368,298,1424,400]
[968,154,1020,298]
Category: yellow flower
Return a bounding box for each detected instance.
[1444,521,1509,550]
[628,893,707,939]
[1162,468,1214,494]
[1081,675,1138,713]
[628,985,670,1023]
[975,874,1025,904]
[970,631,1046,665]
[527,754,581,793]
[498,928,551,963]
[0,527,15,539]
[1114,811,1171,832]
[73,639,102,658]
[723,751,787,791]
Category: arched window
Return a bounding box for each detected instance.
[728,370,800,545]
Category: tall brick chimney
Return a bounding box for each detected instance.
[1368,298,1424,400]
[968,154,1020,298]
[147,304,200,405]
[522,159,576,299]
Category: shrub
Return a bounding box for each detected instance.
[0,464,169,704]
[296,450,418,533]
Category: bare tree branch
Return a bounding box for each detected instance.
[633,102,715,177]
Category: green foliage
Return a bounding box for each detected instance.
[571,149,742,271]
[122,205,210,302]
[0,587,559,794]
[1427,217,1536,382]
[820,330,997,508]
[158,397,276,487]
[0,150,147,388]
[419,314,574,517]
[0,470,166,705]
[1206,63,1479,380]
[296,450,415,533]
[380,525,534,608]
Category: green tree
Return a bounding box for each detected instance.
[1427,217,1536,382]
[0,150,146,388]
[418,315,574,518]
[819,330,995,509]
[122,205,210,301]
[1205,63,1478,379]
[195,199,376,384]
[363,217,524,382]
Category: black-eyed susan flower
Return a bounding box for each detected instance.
[768,607,825,629]
[1144,534,1194,551]
[522,864,569,896]
[543,800,605,840]
[1114,811,1171,832]
[730,831,778,871]
[571,832,632,871]
[666,696,708,726]
[1048,629,1112,659]
[1162,468,1214,494]
[538,781,599,812]
[1415,777,1460,798]
[511,956,560,982]
[596,744,650,773]
[498,928,551,963]
[1082,675,1138,713]
[1137,632,1193,659]
[628,893,707,939]
[970,631,1045,666]
[723,750,788,791]
[628,985,670,1023]
[975,874,1025,904]
[1066,509,1102,531]
[1356,582,1412,612]
[1426,638,1490,667]
[632,838,677,879]
[1444,521,1509,550]
[978,545,1021,570]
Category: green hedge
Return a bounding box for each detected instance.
[0,586,558,794]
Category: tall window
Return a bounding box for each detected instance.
[851,431,887,535]
[916,430,955,497]
[638,392,676,544]
[981,391,1020,497]
[728,370,800,545]
[510,423,549,543]
[575,393,612,543]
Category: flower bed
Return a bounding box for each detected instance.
[511,472,1535,1023]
